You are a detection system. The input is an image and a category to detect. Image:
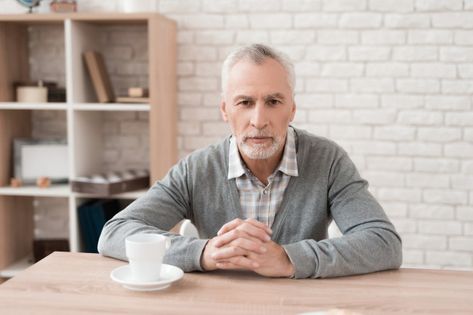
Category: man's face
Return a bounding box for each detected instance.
[220,58,296,160]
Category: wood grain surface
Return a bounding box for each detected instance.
[0,252,472,315]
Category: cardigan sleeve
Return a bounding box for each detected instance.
[97,158,208,272]
[283,150,402,279]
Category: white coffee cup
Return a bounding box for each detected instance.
[125,233,171,282]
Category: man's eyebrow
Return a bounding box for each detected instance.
[264,93,286,100]
[233,95,254,101]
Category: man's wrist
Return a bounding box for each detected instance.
[286,262,295,278]
[281,245,296,278]
[282,257,295,278]
[200,240,211,271]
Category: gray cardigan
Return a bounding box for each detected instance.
[98,128,402,278]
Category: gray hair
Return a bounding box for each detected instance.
[221,43,295,95]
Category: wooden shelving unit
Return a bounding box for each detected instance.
[0,184,71,197]
[0,102,69,110]
[0,13,177,279]
[72,103,150,111]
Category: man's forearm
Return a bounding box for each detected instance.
[98,215,208,272]
[283,227,402,279]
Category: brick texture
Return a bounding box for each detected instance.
[26,0,473,270]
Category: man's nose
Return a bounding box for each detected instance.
[250,102,269,129]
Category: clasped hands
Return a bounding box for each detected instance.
[200,218,294,278]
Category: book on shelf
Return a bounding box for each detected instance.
[78,199,120,253]
[83,50,115,103]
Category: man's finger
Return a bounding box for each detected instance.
[214,226,270,248]
[217,218,272,236]
[229,237,267,254]
[211,246,245,260]
[213,238,267,259]
[215,262,245,270]
[216,218,243,236]
[245,218,273,235]
[216,256,259,270]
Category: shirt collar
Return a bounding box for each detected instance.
[228,134,246,179]
[227,127,299,180]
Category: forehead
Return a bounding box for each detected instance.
[226,58,291,96]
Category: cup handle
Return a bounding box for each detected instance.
[165,237,171,250]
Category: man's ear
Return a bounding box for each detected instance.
[289,101,296,122]
[220,99,228,122]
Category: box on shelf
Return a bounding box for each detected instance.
[128,87,148,97]
[14,81,66,102]
[33,239,70,263]
[71,170,149,195]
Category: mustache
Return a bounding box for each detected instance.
[242,130,274,141]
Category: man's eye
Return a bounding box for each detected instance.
[238,100,251,106]
[268,99,281,105]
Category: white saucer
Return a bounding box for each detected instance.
[110,264,184,291]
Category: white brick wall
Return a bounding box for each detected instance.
[25,0,473,270]
[370,0,414,13]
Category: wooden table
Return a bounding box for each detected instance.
[0,252,472,314]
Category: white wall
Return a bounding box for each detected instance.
[14,0,473,269]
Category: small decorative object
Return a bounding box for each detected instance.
[14,139,69,185]
[36,176,51,188]
[15,81,65,102]
[47,85,67,102]
[50,0,77,13]
[71,170,149,195]
[117,87,150,103]
[15,0,40,13]
[128,87,148,97]
[10,178,22,188]
[16,80,48,103]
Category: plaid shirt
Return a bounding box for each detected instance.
[228,127,299,228]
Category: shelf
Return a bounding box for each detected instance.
[0,12,176,264]
[0,256,34,279]
[0,185,147,200]
[0,102,68,110]
[72,103,150,111]
[0,184,70,197]
[0,103,149,111]
[0,13,162,23]
[74,189,148,200]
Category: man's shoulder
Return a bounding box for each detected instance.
[293,127,354,177]
[183,136,229,167]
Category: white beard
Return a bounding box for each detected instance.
[238,134,284,160]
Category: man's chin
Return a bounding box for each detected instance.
[245,152,274,160]
[241,144,279,160]
[245,137,273,145]
[246,142,271,149]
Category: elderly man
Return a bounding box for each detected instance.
[98,44,402,278]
